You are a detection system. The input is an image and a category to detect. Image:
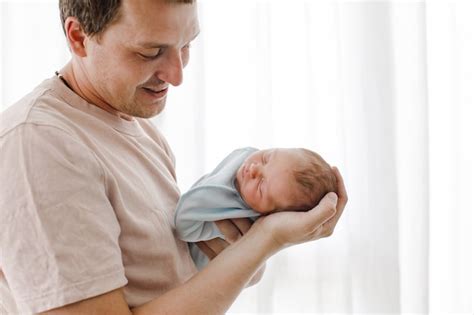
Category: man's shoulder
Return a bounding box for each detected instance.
[0,77,70,138]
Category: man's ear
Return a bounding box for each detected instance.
[64,16,88,57]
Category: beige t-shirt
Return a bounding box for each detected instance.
[0,76,197,313]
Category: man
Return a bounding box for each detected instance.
[0,0,348,313]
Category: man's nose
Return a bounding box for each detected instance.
[156,49,184,87]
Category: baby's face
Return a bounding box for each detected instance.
[235,148,304,214]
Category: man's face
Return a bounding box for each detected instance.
[82,0,199,118]
[235,149,306,214]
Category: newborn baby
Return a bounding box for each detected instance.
[234,147,336,214]
[174,147,337,268]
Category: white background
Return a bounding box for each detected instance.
[1,0,472,314]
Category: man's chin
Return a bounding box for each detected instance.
[131,100,166,118]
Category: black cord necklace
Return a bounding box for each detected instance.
[55,71,73,91]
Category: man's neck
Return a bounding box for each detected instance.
[59,61,133,121]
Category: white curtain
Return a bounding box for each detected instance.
[1,1,472,314]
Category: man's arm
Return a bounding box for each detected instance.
[40,216,275,315]
[40,223,270,315]
[42,167,347,315]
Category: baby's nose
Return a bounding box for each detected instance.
[249,163,261,178]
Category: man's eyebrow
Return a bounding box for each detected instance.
[138,31,200,49]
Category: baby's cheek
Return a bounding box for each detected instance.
[240,187,252,205]
[242,189,256,209]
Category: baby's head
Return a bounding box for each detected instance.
[235,148,337,214]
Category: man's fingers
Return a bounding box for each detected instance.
[230,218,252,235]
[197,237,231,260]
[215,219,244,243]
[333,166,348,211]
[202,218,254,261]
[204,237,229,255]
[196,241,217,260]
[307,192,338,227]
[325,166,348,225]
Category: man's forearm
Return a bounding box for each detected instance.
[41,190,342,315]
[132,226,275,315]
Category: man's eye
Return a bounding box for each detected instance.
[139,50,162,60]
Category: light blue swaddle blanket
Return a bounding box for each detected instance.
[174,147,261,269]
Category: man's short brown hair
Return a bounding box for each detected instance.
[59,0,195,38]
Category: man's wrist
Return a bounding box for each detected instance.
[238,220,281,260]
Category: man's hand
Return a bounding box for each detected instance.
[196,218,265,286]
[255,166,348,251]
[196,218,252,260]
[196,166,347,283]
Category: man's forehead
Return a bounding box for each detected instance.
[136,31,200,49]
[118,0,199,38]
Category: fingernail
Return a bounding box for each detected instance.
[327,192,338,202]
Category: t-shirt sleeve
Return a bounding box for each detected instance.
[0,123,127,313]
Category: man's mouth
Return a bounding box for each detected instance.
[142,86,168,98]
